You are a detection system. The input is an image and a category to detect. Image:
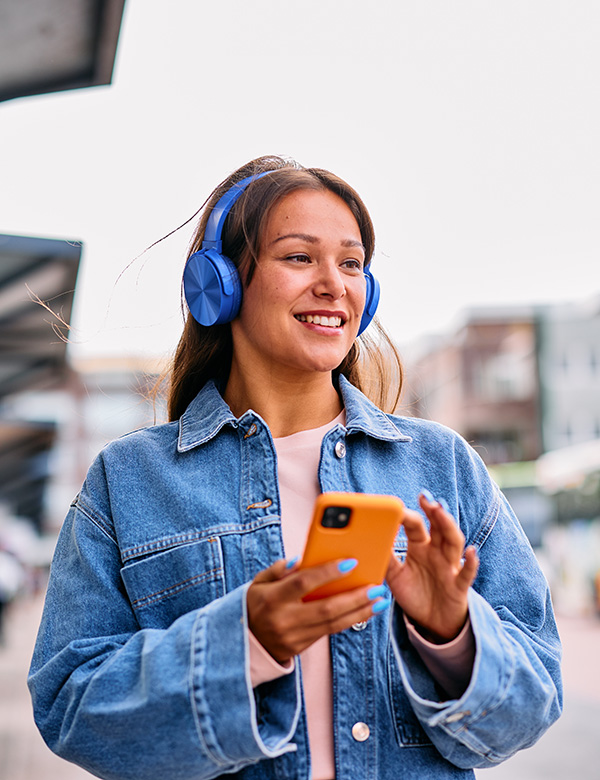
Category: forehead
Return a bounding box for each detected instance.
[263,188,362,243]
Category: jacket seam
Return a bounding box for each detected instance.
[73,496,119,546]
[468,487,501,551]
[121,517,282,562]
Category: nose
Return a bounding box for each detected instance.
[313,260,346,300]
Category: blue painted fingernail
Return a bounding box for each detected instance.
[367,585,387,600]
[439,498,450,512]
[338,558,358,573]
[420,488,435,503]
[372,598,392,614]
[285,556,299,569]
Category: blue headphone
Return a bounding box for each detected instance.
[183,173,380,335]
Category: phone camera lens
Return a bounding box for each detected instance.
[321,506,351,528]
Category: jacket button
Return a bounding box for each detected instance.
[334,441,346,458]
[351,722,370,742]
[351,621,368,631]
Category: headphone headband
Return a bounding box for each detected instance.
[202,172,271,253]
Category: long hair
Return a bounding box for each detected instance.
[166,155,403,420]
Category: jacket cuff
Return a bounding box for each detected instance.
[404,613,475,699]
[391,588,520,761]
[190,583,301,765]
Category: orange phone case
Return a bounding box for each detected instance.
[299,492,404,601]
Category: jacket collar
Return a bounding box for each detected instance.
[337,375,411,442]
[178,375,411,452]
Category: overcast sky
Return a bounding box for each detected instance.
[1,0,599,361]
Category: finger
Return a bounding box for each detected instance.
[432,508,466,561]
[251,558,290,584]
[456,546,479,589]
[401,507,430,544]
[420,495,466,561]
[321,597,393,635]
[385,551,403,580]
[280,557,360,601]
[300,584,392,633]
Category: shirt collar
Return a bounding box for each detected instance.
[178,375,412,452]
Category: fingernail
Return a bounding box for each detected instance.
[285,556,299,569]
[372,598,392,614]
[338,558,358,573]
[367,584,387,600]
[420,488,435,503]
[439,498,449,512]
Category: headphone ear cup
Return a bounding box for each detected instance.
[183,248,243,326]
[357,267,380,336]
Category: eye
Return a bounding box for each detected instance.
[341,258,364,271]
[284,253,311,264]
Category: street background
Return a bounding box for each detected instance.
[1,2,599,778]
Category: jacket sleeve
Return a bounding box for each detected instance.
[28,467,301,780]
[390,441,562,769]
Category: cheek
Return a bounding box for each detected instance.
[350,279,367,313]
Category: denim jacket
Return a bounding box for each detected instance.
[29,377,562,780]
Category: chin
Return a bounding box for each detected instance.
[298,354,350,375]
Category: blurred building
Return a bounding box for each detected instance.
[5,355,167,534]
[403,295,600,548]
[537,296,600,452]
[405,305,541,465]
[405,295,600,465]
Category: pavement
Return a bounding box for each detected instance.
[475,614,600,779]
[0,594,91,779]
[1,593,599,779]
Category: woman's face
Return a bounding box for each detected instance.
[230,188,367,379]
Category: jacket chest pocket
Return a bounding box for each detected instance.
[120,537,225,629]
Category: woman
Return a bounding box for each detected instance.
[29,156,562,780]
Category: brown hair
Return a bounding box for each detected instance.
[166,155,403,420]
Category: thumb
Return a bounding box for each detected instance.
[385,552,403,587]
[252,558,295,584]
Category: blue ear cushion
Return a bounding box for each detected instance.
[184,248,242,326]
[357,266,380,336]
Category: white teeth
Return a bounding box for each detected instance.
[296,314,342,328]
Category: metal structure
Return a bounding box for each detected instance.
[0,234,82,528]
[0,0,125,528]
[0,0,126,103]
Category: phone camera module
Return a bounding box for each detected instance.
[321,506,352,528]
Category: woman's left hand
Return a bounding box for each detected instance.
[385,492,479,643]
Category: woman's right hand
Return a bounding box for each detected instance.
[246,558,389,664]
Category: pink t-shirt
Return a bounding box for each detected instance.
[248,413,475,780]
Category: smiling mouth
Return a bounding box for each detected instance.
[295,314,343,328]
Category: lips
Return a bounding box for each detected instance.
[295,313,343,328]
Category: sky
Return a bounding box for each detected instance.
[1,0,599,361]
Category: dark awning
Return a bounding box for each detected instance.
[0,0,126,103]
[0,233,82,399]
[0,233,81,529]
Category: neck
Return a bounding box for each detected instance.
[224,362,343,438]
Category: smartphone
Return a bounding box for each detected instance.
[299,492,404,601]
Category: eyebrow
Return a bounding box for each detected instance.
[269,233,365,251]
